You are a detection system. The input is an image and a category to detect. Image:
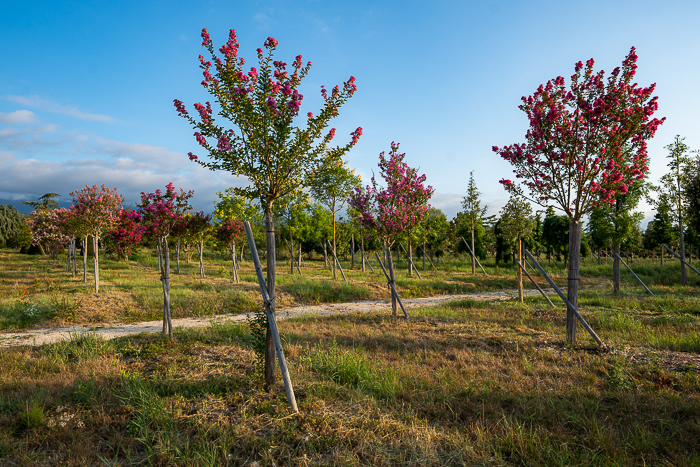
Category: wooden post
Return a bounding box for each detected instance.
[524,249,603,347]
[244,221,298,413]
[374,252,409,318]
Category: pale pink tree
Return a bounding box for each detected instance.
[27,209,68,258]
[138,183,193,338]
[69,185,123,293]
[492,47,664,343]
[348,142,434,316]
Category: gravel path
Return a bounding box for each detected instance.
[0,289,549,348]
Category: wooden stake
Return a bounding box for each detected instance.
[243,221,298,413]
[524,249,603,347]
[374,252,409,318]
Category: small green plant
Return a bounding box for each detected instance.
[17,400,44,430]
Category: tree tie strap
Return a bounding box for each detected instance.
[263,296,276,310]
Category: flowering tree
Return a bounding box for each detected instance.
[27,209,68,257]
[349,142,434,316]
[493,47,664,343]
[138,183,193,338]
[69,185,123,293]
[110,208,146,261]
[215,219,245,282]
[175,28,362,389]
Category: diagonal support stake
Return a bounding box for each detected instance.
[516,260,554,307]
[398,242,422,279]
[524,249,603,347]
[461,237,488,276]
[606,242,653,295]
[374,252,409,319]
[244,222,298,413]
[662,244,700,277]
[327,240,348,282]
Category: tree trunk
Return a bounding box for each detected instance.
[198,233,205,277]
[680,226,687,285]
[351,234,356,270]
[72,237,77,276]
[661,245,664,267]
[298,242,302,269]
[264,209,277,392]
[93,235,99,293]
[613,244,620,294]
[289,238,295,275]
[332,236,338,281]
[517,237,523,303]
[176,237,181,274]
[322,241,329,268]
[566,222,582,344]
[423,240,426,271]
[161,237,173,339]
[240,244,245,265]
[386,239,397,317]
[407,239,412,277]
[157,238,163,272]
[82,236,88,282]
[361,236,366,272]
[471,217,476,275]
[231,243,239,283]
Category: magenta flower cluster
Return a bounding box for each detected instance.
[138,182,194,237]
[175,27,363,166]
[348,142,434,242]
[492,47,664,219]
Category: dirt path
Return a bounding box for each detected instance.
[0,289,550,348]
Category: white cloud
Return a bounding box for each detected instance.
[0,109,37,125]
[4,95,116,123]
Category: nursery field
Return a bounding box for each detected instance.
[1,248,699,465]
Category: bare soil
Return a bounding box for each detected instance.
[0,289,544,347]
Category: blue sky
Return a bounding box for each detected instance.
[1,0,698,224]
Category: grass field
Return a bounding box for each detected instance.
[0,248,699,465]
